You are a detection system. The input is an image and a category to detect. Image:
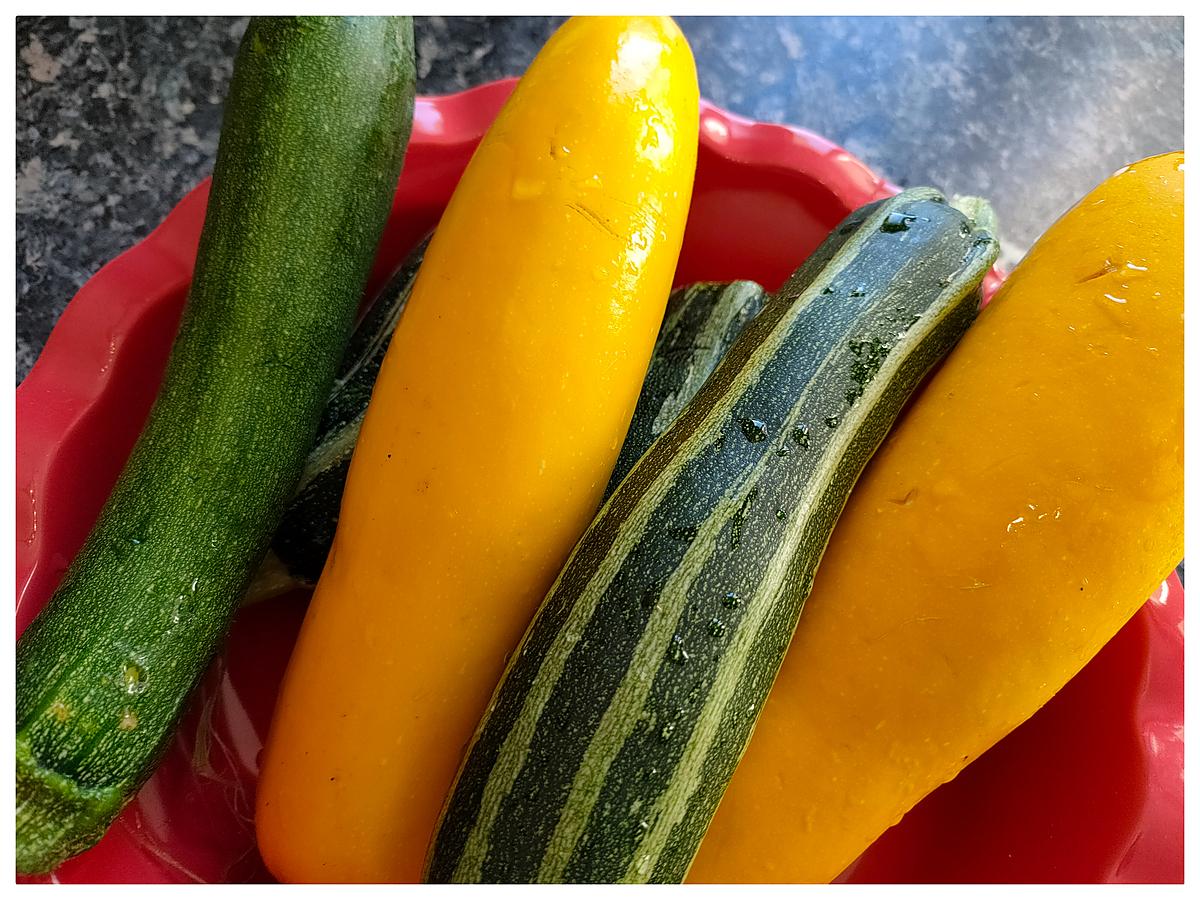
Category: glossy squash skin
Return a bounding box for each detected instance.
[688,152,1184,883]
[255,16,699,884]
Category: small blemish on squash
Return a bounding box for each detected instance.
[49,700,70,722]
[118,709,139,732]
[1077,259,1119,283]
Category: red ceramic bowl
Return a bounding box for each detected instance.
[15,78,1182,884]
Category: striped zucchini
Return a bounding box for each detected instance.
[425,188,1000,884]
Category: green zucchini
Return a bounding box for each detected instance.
[425,188,999,884]
[15,16,415,874]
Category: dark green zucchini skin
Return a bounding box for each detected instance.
[426,189,999,884]
[267,234,430,587]
[604,281,765,499]
[15,16,415,874]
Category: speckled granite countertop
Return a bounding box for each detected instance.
[15,15,1184,383]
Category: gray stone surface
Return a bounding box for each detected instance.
[15,15,1184,383]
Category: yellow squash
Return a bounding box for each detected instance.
[688,152,1184,882]
[256,16,699,883]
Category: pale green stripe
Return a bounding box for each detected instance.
[293,410,361,494]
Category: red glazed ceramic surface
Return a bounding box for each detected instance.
[15,78,1182,884]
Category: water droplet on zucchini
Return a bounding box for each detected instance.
[669,634,690,664]
[739,418,768,442]
[122,662,147,695]
[722,591,741,609]
[880,212,917,233]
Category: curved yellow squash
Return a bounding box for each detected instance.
[689,152,1184,883]
[256,16,699,884]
